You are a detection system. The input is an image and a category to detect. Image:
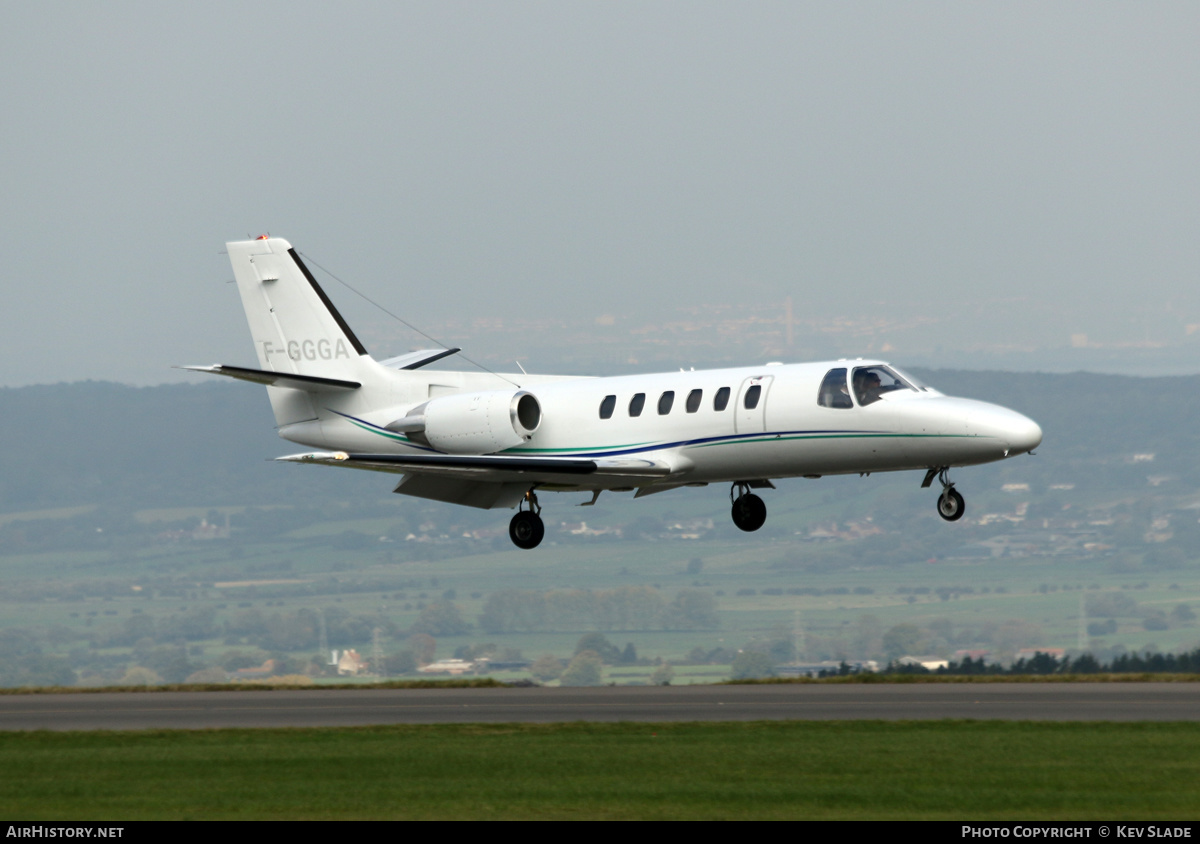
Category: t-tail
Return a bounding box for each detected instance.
[229,237,371,382]
[184,236,399,433]
[185,235,519,457]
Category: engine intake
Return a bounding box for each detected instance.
[386,390,541,454]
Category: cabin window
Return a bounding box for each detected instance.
[743,384,762,410]
[599,395,616,419]
[629,393,646,417]
[686,389,703,413]
[658,391,675,415]
[818,368,852,408]
[852,365,916,406]
[714,387,731,411]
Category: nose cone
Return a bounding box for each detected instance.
[1005,412,1043,456]
[979,408,1046,458]
[960,401,1043,457]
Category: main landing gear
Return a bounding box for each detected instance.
[509,489,545,549]
[730,482,768,532]
[923,467,965,522]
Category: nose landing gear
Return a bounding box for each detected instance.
[730,482,768,532]
[924,467,965,522]
[509,489,545,549]
[937,487,965,521]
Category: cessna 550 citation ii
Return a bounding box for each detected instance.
[185,236,1043,550]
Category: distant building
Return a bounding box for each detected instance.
[191,517,230,540]
[898,656,949,671]
[417,658,477,675]
[337,649,367,676]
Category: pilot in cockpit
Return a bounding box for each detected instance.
[854,369,883,406]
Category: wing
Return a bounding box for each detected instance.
[276,451,678,509]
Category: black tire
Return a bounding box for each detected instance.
[731,493,767,532]
[509,511,545,549]
[937,488,965,522]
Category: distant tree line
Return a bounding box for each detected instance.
[890,649,1200,676]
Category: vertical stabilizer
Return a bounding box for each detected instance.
[226,237,384,429]
[227,237,370,381]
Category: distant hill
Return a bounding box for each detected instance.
[0,380,366,512]
[0,370,1194,514]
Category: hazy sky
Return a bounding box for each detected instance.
[2,2,1198,386]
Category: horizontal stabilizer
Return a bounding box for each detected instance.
[179,365,361,392]
[376,348,461,370]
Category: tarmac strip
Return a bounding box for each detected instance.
[0,682,1197,731]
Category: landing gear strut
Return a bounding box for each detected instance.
[925,467,965,522]
[509,489,545,549]
[730,482,767,532]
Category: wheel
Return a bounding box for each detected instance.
[731,493,767,532]
[937,488,965,522]
[509,511,545,549]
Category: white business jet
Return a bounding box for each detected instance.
[185,236,1042,550]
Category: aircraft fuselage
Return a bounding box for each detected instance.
[282,360,1042,488]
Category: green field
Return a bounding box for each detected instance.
[3,721,1199,820]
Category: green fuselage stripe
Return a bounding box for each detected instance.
[348,419,411,444]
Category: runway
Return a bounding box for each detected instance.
[0,682,1197,731]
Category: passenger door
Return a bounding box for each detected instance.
[734,375,773,434]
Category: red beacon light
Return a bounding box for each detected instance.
[255,234,270,240]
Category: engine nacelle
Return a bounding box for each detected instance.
[388,390,542,454]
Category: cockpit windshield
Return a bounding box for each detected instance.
[851,365,917,406]
[888,365,929,391]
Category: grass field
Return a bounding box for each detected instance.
[3,720,1199,819]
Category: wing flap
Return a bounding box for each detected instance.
[391,476,529,509]
[275,451,675,484]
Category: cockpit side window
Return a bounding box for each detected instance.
[852,365,916,406]
[818,368,852,408]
